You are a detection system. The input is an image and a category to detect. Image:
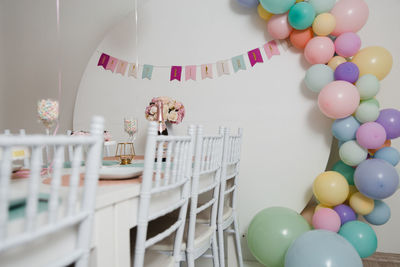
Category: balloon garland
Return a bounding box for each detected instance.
[237,0,400,266]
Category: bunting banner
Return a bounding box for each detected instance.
[170,66,182,81]
[96,39,288,82]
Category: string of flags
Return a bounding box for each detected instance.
[97,39,291,81]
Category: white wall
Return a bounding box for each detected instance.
[0,2,6,129]
[1,0,400,258]
[1,0,132,133]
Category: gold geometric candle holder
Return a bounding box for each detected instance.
[115,142,135,165]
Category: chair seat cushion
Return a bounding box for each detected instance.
[196,206,232,224]
[149,223,213,251]
[144,251,174,267]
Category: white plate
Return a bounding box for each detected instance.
[99,166,143,180]
[12,164,23,172]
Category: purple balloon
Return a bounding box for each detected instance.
[375,109,400,139]
[237,0,259,8]
[334,62,360,83]
[335,32,362,58]
[334,204,357,225]
[356,122,387,149]
[354,159,399,200]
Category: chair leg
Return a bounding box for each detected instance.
[187,252,195,267]
[217,224,225,267]
[212,232,220,267]
[233,216,244,267]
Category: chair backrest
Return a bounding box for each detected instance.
[218,128,243,224]
[0,116,104,267]
[133,122,194,267]
[186,125,223,250]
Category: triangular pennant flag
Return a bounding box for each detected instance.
[142,64,154,80]
[216,60,230,76]
[201,64,213,79]
[128,63,137,78]
[264,40,280,59]
[105,56,118,72]
[185,65,196,81]
[98,53,110,69]
[248,48,264,67]
[116,60,128,75]
[231,55,246,73]
[170,66,182,81]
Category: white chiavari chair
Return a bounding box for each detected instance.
[150,125,223,267]
[0,116,104,267]
[216,128,244,267]
[132,122,194,267]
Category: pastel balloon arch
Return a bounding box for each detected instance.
[238,0,400,266]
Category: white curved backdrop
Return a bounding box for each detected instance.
[73,0,332,259]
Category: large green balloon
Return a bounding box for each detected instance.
[247,207,311,267]
[288,2,316,30]
[332,160,355,185]
[339,221,377,258]
[260,0,296,14]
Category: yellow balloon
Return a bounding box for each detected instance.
[328,56,347,70]
[349,192,374,215]
[312,13,336,36]
[315,203,331,212]
[346,185,358,202]
[352,46,393,80]
[296,0,304,2]
[313,171,349,206]
[257,4,273,21]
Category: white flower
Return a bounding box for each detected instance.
[150,106,157,115]
[168,111,178,122]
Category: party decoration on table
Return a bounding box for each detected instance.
[96,39,285,81]
[145,96,185,125]
[37,99,59,130]
[237,0,400,265]
[71,130,112,142]
[124,117,138,142]
[115,142,135,165]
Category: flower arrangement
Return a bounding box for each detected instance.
[145,96,185,124]
[71,130,112,142]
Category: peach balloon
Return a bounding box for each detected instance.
[352,46,393,80]
[331,0,369,36]
[289,28,314,50]
[328,56,347,70]
[301,204,316,225]
[267,13,293,40]
[304,36,335,64]
[318,81,360,119]
[369,139,391,155]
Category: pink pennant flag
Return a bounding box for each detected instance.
[170,66,182,81]
[116,60,128,75]
[201,64,213,80]
[217,60,230,76]
[185,65,196,81]
[98,53,110,69]
[105,56,118,72]
[264,40,280,59]
[248,48,263,67]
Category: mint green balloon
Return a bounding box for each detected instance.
[355,102,380,123]
[360,98,380,108]
[339,221,377,258]
[339,140,368,166]
[288,2,316,30]
[247,207,311,267]
[305,64,334,93]
[260,0,296,14]
[332,160,355,185]
[356,74,380,100]
[308,0,335,14]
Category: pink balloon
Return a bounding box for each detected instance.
[331,0,369,36]
[304,37,335,64]
[267,13,293,40]
[356,122,387,149]
[318,81,360,119]
[312,208,341,232]
[335,32,362,57]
